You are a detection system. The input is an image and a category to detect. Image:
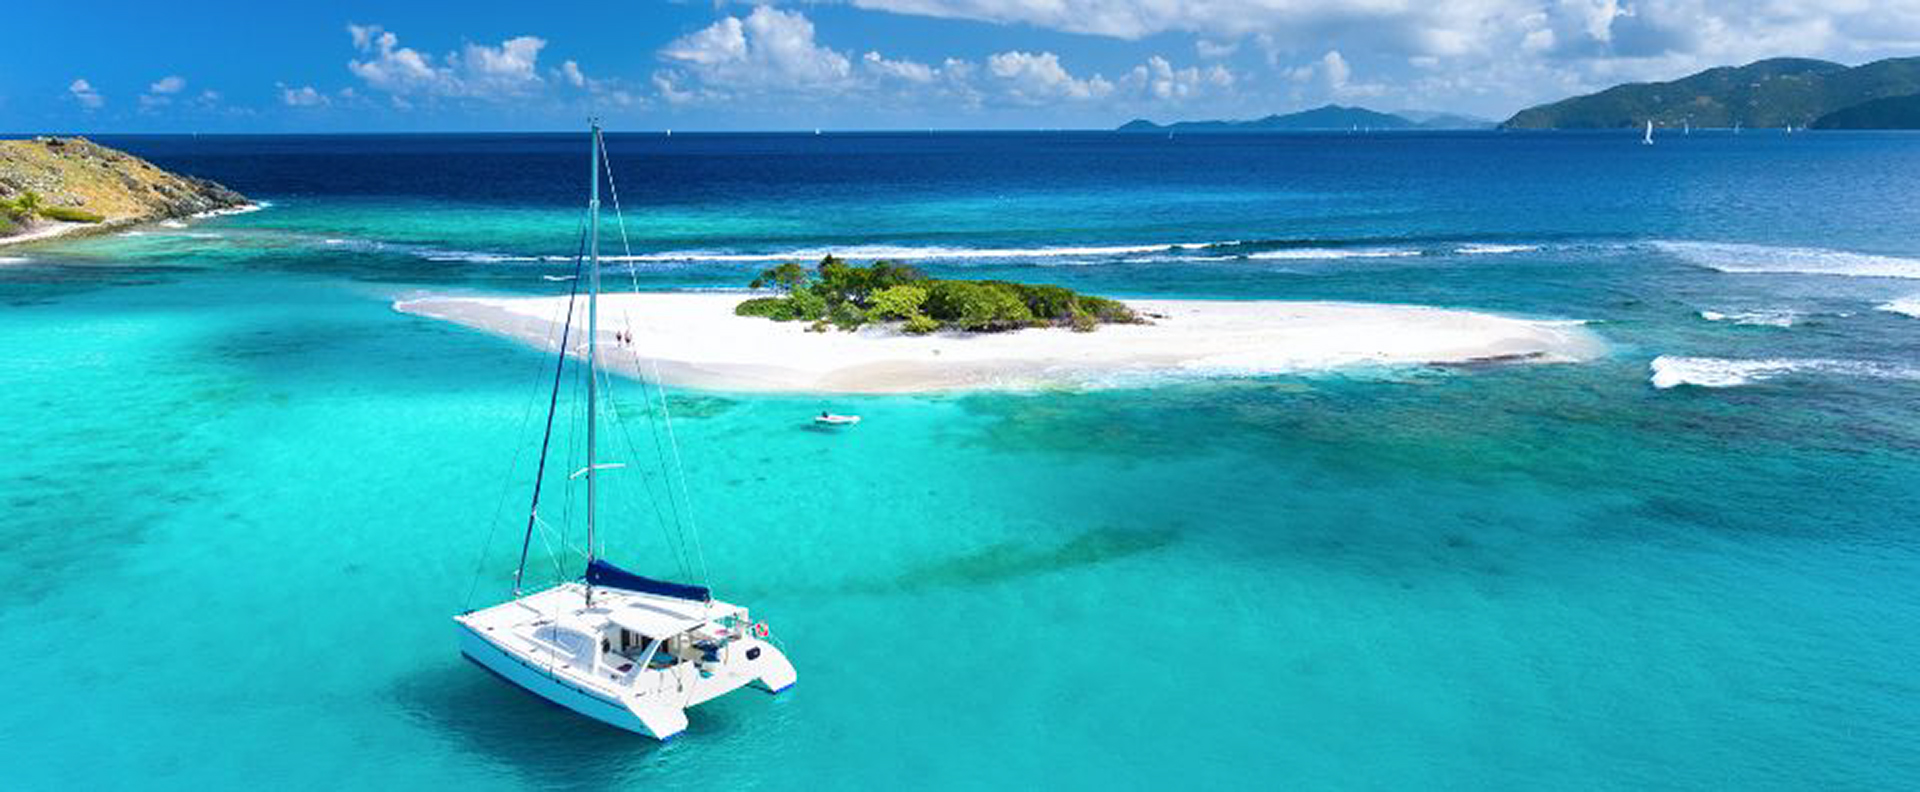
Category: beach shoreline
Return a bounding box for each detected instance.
[0,203,266,253]
[395,292,1605,393]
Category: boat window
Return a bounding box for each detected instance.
[533,626,594,664]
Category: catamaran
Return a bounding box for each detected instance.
[455,121,796,740]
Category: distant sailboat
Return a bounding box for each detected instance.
[1684,120,1691,135]
[1734,121,1742,134]
[454,121,797,741]
[1642,120,1654,146]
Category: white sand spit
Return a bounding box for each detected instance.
[394,292,1604,393]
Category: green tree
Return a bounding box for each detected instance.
[2,192,43,222]
[749,262,812,293]
[868,284,929,320]
[14,192,43,220]
[925,281,1036,331]
[787,288,827,321]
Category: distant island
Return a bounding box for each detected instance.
[0,136,248,247]
[735,256,1138,333]
[1118,104,1494,133]
[1502,56,1920,129]
[1811,94,1920,129]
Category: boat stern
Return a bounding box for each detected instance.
[743,638,797,693]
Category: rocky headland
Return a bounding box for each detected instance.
[0,136,250,247]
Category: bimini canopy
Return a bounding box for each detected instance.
[608,602,707,639]
[585,559,712,603]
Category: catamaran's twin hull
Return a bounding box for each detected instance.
[456,618,795,740]
[458,621,714,736]
[458,624,684,737]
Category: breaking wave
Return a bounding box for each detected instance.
[1698,309,1801,328]
[1650,355,1920,389]
[1655,241,1920,279]
[1244,248,1420,260]
[1876,296,1920,318]
[1456,243,1540,255]
[381,238,1551,266]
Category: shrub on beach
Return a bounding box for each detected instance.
[924,281,1037,331]
[38,206,104,223]
[868,284,928,319]
[735,296,797,320]
[735,255,1136,334]
[0,191,104,225]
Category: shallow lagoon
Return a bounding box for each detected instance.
[2,132,1918,789]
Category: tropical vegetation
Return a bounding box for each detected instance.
[1,191,105,227]
[734,256,1138,333]
[1501,56,1920,129]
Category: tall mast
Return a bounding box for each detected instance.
[585,119,602,607]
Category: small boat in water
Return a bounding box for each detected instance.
[815,412,861,426]
[455,121,796,741]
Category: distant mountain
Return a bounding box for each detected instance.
[1812,94,1920,129]
[1119,104,1420,132]
[1393,110,1497,129]
[1502,57,1920,129]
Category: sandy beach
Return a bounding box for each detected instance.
[0,220,95,249]
[394,292,1604,393]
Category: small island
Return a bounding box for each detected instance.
[396,271,1603,393]
[732,256,1138,333]
[0,136,249,248]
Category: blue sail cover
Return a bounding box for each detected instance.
[584,559,712,603]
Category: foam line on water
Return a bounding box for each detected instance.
[1876,296,1920,318]
[1244,248,1421,260]
[1655,241,1920,279]
[310,234,1560,267]
[1698,309,1800,328]
[1649,355,1920,389]
[1456,243,1541,255]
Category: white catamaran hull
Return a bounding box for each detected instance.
[458,623,692,739]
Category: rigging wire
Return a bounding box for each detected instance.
[599,138,713,588]
[462,214,589,610]
[509,225,590,596]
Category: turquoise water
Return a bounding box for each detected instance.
[3,132,1919,789]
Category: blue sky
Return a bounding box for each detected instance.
[6,1,1916,132]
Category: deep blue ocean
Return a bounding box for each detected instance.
[2,131,1918,789]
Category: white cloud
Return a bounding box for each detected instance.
[864,51,937,84]
[849,0,1920,116]
[279,83,328,107]
[1196,39,1240,60]
[1123,56,1234,101]
[547,59,641,107]
[986,51,1113,103]
[68,78,103,109]
[1321,51,1350,91]
[345,23,549,101]
[138,75,190,109]
[652,7,1234,115]
[659,6,854,95]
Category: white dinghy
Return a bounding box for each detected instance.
[455,121,796,741]
[814,412,861,426]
